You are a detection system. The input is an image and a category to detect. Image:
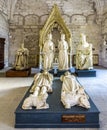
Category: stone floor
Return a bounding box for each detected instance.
[0,66,107,130]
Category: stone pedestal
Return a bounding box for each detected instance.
[6,68,31,77]
[15,79,100,128]
[75,69,96,77]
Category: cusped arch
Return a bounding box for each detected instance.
[39,4,72,69]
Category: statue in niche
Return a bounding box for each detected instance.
[76,33,93,70]
[30,70,53,93]
[58,33,68,70]
[22,86,49,110]
[42,33,54,70]
[14,43,29,70]
[60,71,90,109]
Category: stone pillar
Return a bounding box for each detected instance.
[69,38,72,68]
[39,46,42,70]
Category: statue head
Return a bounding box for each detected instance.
[61,33,65,40]
[21,43,25,48]
[47,33,52,40]
[80,33,87,44]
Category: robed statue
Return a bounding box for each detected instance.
[58,34,68,70]
[14,43,29,70]
[76,33,93,70]
[60,71,90,109]
[43,33,54,70]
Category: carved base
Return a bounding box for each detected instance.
[15,79,100,128]
[6,68,31,77]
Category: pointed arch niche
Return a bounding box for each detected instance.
[39,4,72,69]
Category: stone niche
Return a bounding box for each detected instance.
[39,4,72,69]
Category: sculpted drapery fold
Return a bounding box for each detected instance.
[39,4,72,69]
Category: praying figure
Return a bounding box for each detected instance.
[76,33,93,70]
[60,71,90,109]
[58,34,68,70]
[14,43,29,70]
[43,33,54,70]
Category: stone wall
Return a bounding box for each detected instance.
[6,0,107,67]
[99,11,107,67]
[0,0,9,67]
[98,0,107,67]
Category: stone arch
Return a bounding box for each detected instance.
[39,4,72,69]
[24,14,39,26]
[39,4,71,48]
[13,14,24,25]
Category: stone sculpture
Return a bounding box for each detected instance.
[22,86,49,110]
[14,43,29,70]
[60,71,90,109]
[58,34,68,70]
[43,33,54,70]
[30,70,53,93]
[76,33,93,70]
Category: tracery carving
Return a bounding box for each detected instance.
[39,4,72,69]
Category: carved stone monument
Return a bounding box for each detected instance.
[39,4,72,71]
[22,86,49,110]
[14,43,29,70]
[60,71,90,109]
[15,5,99,128]
[76,33,93,70]
[6,43,31,77]
[42,33,54,70]
[58,34,69,70]
[30,70,53,93]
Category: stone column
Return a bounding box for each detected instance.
[39,46,42,70]
[69,38,72,68]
